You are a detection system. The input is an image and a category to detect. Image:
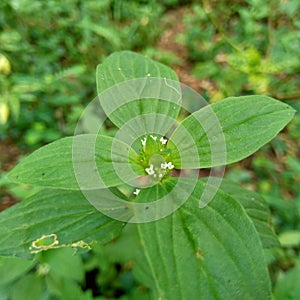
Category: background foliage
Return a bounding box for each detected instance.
[0,0,299,299]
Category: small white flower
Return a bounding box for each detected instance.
[160,137,168,145]
[141,137,147,147]
[161,162,168,170]
[167,162,174,170]
[158,173,163,178]
[150,135,157,141]
[145,164,155,175]
[133,188,140,196]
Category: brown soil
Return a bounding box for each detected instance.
[0,140,23,211]
[0,193,19,211]
[157,6,213,93]
[0,140,23,172]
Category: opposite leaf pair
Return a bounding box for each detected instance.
[2,51,295,299]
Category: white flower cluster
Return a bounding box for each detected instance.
[145,161,174,178]
[133,188,140,195]
[141,137,147,147]
[161,162,174,170]
[141,135,168,147]
[160,136,168,145]
[134,135,174,196]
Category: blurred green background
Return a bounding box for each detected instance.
[0,0,299,299]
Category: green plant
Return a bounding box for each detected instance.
[225,102,300,297]
[0,51,296,299]
[182,0,300,101]
[0,0,165,147]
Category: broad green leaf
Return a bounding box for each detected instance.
[8,134,139,190]
[274,264,300,300]
[46,274,92,300]
[41,248,84,282]
[0,256,35,285]
[215,179,279,248]
[96,51,179,95]
[96,51,181,134]
[12,273,44,300]
[137,178,271,299]
[0,285,10,300]
[0,189,124,259]
[103,224,141,263]
[278,230,300,247]
[169,96,295,168]
[132,249,158,299]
